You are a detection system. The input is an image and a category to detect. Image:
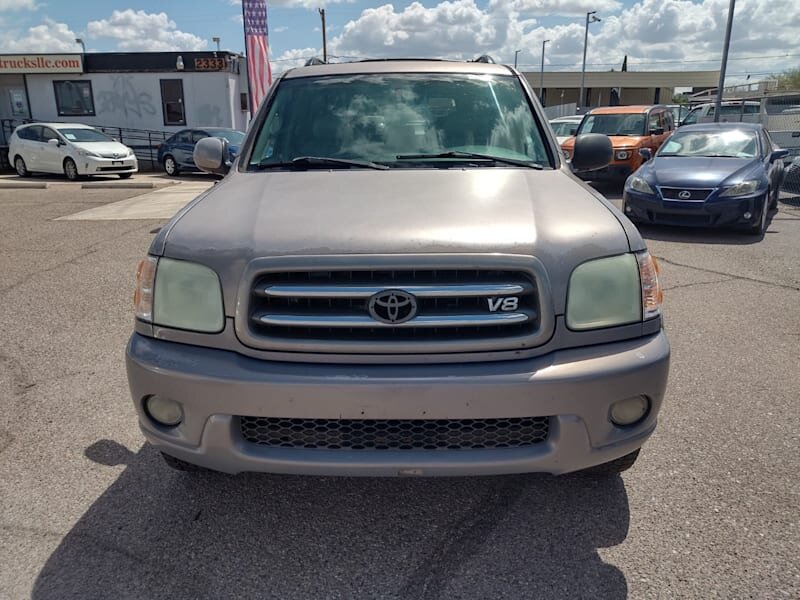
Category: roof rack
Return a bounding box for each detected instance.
[304,57,326,66]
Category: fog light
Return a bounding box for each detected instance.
[610,396,649,426]
[145,395,183,427]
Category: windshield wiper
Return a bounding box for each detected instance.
[396,151,544,169]
[256,156,389,170]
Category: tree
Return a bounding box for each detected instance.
[672,93,688,105]
[768,68,800,91]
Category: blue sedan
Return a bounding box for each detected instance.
[157,128,245,176]
[622,123,787,234]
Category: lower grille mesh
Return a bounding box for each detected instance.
[239,416,550,450]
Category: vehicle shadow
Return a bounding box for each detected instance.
[637,207,778,245]
[33,441,630,600]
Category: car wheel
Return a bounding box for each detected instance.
[769,184,779,209]
[164,156,179,176]
[63,158,80,181]
[745,195,769,235]
[118,173,133,179]
[14,156,31,177]
[161,452,208,472]
[582,449,641,476]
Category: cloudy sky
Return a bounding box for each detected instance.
[0,0,797,83]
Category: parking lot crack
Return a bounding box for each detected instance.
[663,277,735,292]
[655,257,800,293]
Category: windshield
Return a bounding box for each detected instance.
[578,114,646,136]
[213,130,245,145]
[58,128,113,143]
[658,129,759,158]
[248,73,550,169]
[550,121,578,137]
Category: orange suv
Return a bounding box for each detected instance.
[561,105,675,180]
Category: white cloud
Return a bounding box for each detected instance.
[1,18,79,52]
[284,0,799,84]
[274,26,288,33]
[87,9,207,51]
[0,0,37,10]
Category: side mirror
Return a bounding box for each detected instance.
[650,127,664,136]
[571,133,613,171]
[47,138,60,146]
[770,149,789,162]
[638,148,653,161]
[194,136,231,176]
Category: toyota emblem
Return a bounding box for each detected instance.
[368,290,418,324]
[678,190,692,200]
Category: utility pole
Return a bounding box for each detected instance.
[514,50,520,69]
[540,39,549,104]
[318,8,327,63]
[579,11,601,112]
[714,0,735,122]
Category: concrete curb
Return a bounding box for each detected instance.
[0,181,49,189]
[80,181,157,189]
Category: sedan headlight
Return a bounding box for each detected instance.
[719,179,759,197]
[626,176,654,195]
[78,149,101,158]
[134,256,224,333]
[567,251,662,330]
[615,149,631,160]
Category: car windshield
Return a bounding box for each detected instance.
[58,128,113,142]
[578,114,646,136]
[550,121,578,137]
[657,129,759,158]
[248,73,550,169]
[212,130,245,145]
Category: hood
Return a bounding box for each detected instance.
[561,134,644,151]
[160,168,632,315]
[646,156,760,187]
[71,140,131,156]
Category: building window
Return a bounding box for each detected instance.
[160,79,186,126]
[240,92,249,112]
[53,81,95,116]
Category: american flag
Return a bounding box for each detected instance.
[242,0,272,112]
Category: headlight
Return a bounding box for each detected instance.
[126,147,136,158]
[78,149,101,158]
[719,180,759,197]
[627,176,654,195]
[566,251,662,330]
[615,149,631,160]
[134,256,224,333]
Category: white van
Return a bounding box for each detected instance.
[681,101,761,126]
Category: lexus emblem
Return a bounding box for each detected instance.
[368,290,418,324]
[678,190,692,200]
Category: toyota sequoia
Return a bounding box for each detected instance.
[127,59,669,476]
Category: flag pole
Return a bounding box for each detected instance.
[242,1,254,120]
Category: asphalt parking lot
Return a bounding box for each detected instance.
[0,177,798,599]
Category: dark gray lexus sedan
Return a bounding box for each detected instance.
[127,59,669,477]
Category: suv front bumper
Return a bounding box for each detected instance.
[126,331,670,476]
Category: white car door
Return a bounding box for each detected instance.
[20,125,44,171]
[39,127,66,173]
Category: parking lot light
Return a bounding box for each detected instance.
[578,11,601,111]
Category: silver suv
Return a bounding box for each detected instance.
[127,59,669,476]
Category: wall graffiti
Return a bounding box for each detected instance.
[96,75,156,119]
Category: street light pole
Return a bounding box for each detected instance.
[578,11,600,112]
[540,39,549,104]
[212,36,221,52]
[514,49,520,69]
[714,0,736,122]
[74,38,85,54]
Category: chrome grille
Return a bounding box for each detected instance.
[244,268,541,353]
[659,187,714,201]
[239,416,550,450]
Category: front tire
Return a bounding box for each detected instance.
[745,195,768,235]
[63,158,80,181]
[163,156,179,177]
[583,449,641,476]
[14,156,31,177]
[161,452,207,472]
